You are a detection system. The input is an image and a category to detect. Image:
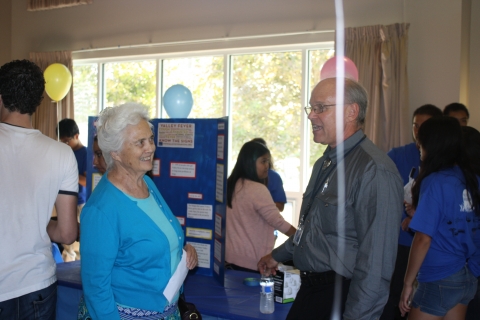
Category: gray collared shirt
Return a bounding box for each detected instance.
[272,130,403,320]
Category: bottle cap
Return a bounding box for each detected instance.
[243,277,260,286]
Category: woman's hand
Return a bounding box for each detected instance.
[404,201,416,217]
[401,216,412,231]
[399,232,431,317]
[184,244,198,270]
[399,283,413,316]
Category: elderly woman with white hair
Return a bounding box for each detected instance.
[79,103,197,320]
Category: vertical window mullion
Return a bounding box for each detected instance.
[301,49,310,194]
[225,54,233,175]
[156,59,163,118]
[223,54,231,118]
[97,62,105,113]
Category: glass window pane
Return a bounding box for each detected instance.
[73,64,98,147]
[231,52,302,192]
[307,49,334,175]
[162,56,224,118]
[104,60,157,117]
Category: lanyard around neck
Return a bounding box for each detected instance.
[299,135,366,224]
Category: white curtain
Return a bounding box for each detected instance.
[343,23,410,152]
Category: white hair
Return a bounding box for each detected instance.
[96,103,153,170]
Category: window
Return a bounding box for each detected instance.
[308,49,335,174]
[231,52,302,192]
[105,61,157,117]
[163,56,224,119]
[73,64,98,147]
[73,43,334,225]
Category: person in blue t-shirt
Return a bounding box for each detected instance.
[399,116,480,319]
[57,118,87,261]
[464,126,480,320]
[443,102,470,126]
[251,138,287,212]
[381,104,442,319]
[58,118,87,206]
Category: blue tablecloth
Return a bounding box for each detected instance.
[56,261,291,320]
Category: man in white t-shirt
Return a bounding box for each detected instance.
[0,60,79,319]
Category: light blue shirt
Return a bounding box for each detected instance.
[126,192,180,275]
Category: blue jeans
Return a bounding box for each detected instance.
[0,282,57,320]
[412,266,478,316]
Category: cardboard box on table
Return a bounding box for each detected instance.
[273,269,301,304]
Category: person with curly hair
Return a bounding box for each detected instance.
[0,59,79,319]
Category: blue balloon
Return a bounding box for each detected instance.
[163,84,193,118]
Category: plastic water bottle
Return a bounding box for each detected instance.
[260,274,275,314]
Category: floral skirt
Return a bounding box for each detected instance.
[78,295,180,320]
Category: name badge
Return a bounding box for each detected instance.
[293,224,304,246]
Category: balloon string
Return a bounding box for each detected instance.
[56,100,60,142]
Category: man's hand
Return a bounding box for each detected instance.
[48,194,78,244]
[184,244,198,270]
[257,253,279,275]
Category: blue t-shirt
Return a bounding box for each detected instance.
[387,142,420,246]
[267,169,287,203]
[74,146,87,205]
[410,166,480,282]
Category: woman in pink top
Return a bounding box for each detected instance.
[226,141,296,272]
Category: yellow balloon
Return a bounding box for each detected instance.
[44,63,72,102]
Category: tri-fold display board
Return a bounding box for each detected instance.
[86,116,229,286]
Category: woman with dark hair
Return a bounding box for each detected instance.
[225,141,296,272]
[399,116,480,319]
[464,126,480,320]
[251,137,287,212]
[462,126,480,176]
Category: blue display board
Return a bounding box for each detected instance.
[86,116,228,286]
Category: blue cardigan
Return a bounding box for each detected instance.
[80,175,184,320]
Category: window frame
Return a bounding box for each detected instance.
[73,41,334,225]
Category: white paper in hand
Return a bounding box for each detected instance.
[404,177,414,204]
[404,167,416,204]
[163,249,189,303]
[403,178,415,204]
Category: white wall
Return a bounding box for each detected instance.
[0,0,11,65]
[6,0,479,130]
[406,0,463,113]
[11,0,403,58]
